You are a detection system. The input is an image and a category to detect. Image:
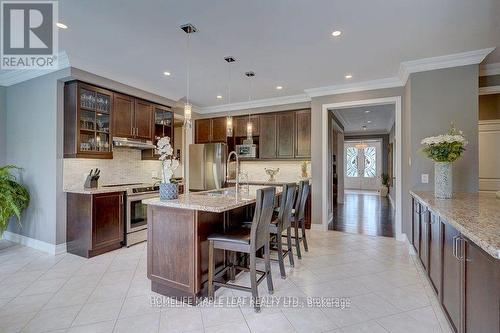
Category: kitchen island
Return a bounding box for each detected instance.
[142,185,281,302]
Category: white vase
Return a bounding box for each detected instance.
[435,162,452,199]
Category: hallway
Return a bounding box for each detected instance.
[329,191,395,237]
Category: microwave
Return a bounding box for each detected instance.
[236,144,257,158]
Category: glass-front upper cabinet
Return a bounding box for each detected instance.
[64,81,114,159]
[142,105,174,160]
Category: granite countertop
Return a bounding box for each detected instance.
[64,185,132,194]
[410,191,500,259]
[226,177,311,186]
[143,185,282,213]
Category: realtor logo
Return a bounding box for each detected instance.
[1,1,58,69]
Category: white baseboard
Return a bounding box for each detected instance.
[2,231,66,255]
[311,223,328,231]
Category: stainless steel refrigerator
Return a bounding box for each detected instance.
[189,143,227,191]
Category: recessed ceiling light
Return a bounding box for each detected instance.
[56,22,68,29]
[163,71,171,76]
[331,30,342,37]
[367,120,372,123]
[216,95,223,99]
[365,110,371,113]
[362,125,367,130]
[276,86,283,90]
[345,74,353,79]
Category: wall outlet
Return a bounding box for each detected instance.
[421,174,429,184]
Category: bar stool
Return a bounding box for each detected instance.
[290,181,310,259]
[207,187,276,312]
[269,183,297,279]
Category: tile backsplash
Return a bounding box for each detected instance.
[63,148,179,189]
[240,160,311,182]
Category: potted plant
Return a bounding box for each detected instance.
[157,136,180,200]
[379,173,389,197]
[420,124,467,199]
[0,165,30,236]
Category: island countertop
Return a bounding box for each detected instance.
[226,177,311,186]
[143,185,282,213]
[410,191,500,259]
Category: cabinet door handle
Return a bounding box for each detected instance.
[462,238,472,262]
[454,236,463,261]
[452,235,457,259]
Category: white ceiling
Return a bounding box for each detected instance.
[55,0,498,109]
[333,104,395,134]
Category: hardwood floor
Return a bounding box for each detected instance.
[329,191,395,237]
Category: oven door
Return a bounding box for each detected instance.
[126,192,158,233]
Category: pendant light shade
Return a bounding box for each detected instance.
[246,119,253,139]
[245,71,255,140]
[225,56,236,137]
[181,23,197,128]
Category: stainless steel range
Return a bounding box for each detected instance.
[124,184,159,247]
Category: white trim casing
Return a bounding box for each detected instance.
[2,231,67,255]
[322,97,404,241]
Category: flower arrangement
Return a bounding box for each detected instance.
[157,136,179,184]
[420,124,467,162]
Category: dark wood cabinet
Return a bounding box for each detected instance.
[277,112,295,158]
[134,99,153,140]
[259,114,277,159]
[463,238,500,333]
[67,192,124,258]
[411,194,499,333]
[64,81,114,159]
[441,219,462,333]
[295,110,311,158]
[428,212,441,294]
[195,119,212,143]
[113,93,135,138]
[234,115,260,137]
[211,117,228,142]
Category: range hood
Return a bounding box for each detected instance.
[113,137,156,150]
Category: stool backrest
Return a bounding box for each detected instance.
[277,183,297,231]
[296,181,310,221]
[250,187,276,251]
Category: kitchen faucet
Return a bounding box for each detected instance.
[227,151,240,190]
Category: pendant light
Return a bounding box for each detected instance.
[224,56,236,137]
[181,23,197,128]
[245,71,255,140]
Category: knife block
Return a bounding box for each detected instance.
[84,175,98,189]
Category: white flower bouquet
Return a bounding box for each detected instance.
[157,136,179,184]
[420,124,467,162]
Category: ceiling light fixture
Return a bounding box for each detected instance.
[365,110,371,113]
[345,74,353,79]
[224,56,236,137]
[331,30,342,37]
[276,86,283,90]
[216,95,223,99]
[56,22,68,29]
[362,125,367,130]
[367,120,372,123]
[355,141,367,149]
[245,71,256,140]
[181,23,197,128]
[163,71,171,76]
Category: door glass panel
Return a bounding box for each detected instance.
[96,93,111,113]
[346,147,358,177]
[80,89,96,110]
[363,146,376,177]
[130,200,148,228]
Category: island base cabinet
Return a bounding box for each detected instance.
[463,238,500,333]
[441,220,462,333]
[67,192,124,258]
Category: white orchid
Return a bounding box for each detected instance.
[155,136,179,184]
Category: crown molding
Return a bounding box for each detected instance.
[0,51,70,86]
[399,47,495,83]
[199,93,311,114]
[304,77,403,98]
[479,62,500,77]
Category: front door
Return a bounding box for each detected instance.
[344,140,382,190]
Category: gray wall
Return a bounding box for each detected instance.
[310,87,405,227]
[408,65,479,194]
[5,69,70,245]
[0,86,5,165]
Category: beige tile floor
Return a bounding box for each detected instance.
[0,230,452,333]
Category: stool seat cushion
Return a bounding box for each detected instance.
[208,228,251,245]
